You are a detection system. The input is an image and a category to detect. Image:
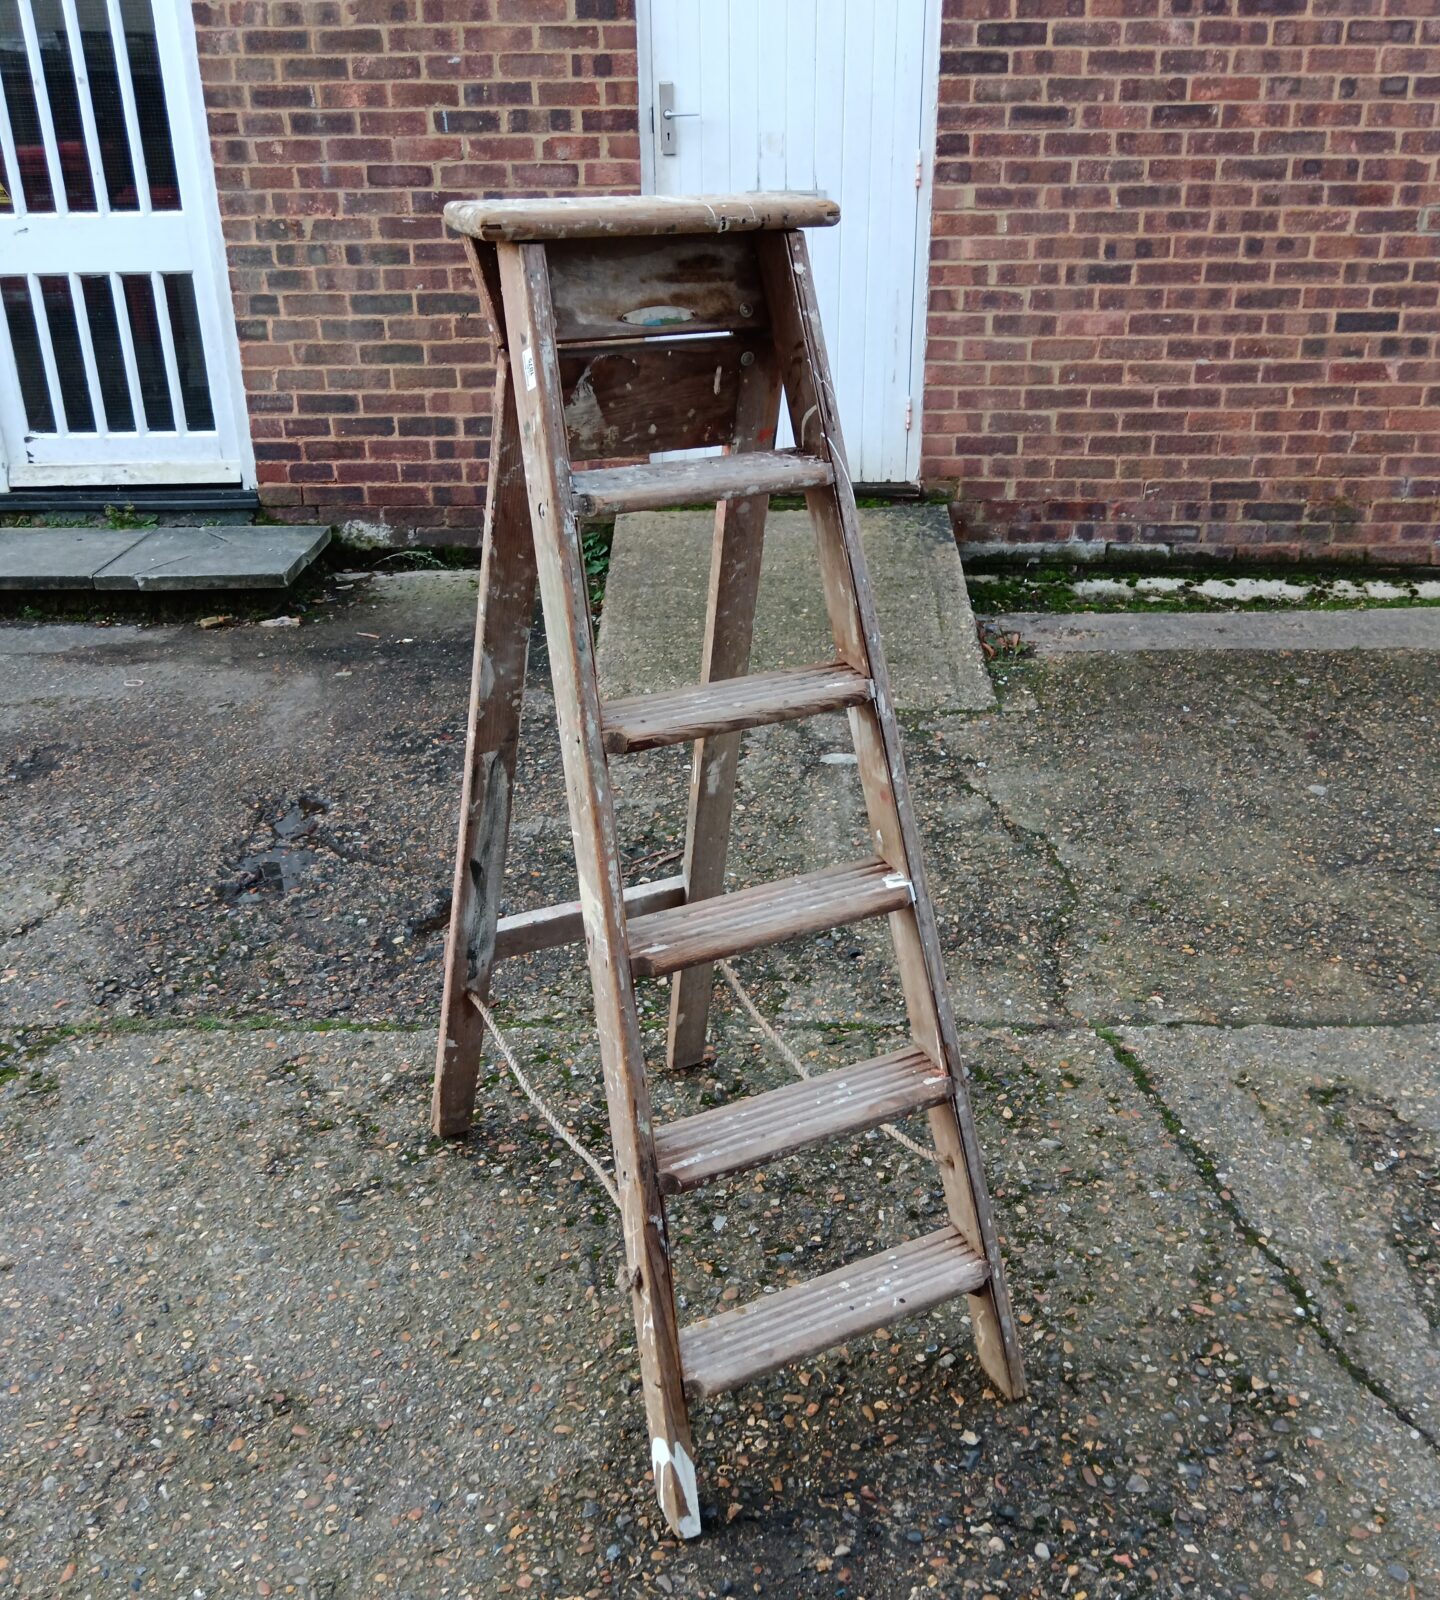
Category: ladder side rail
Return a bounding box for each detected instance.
[431,359,539,1138]
[667,347,784,1070]
[495,240,702,1538]
[755,230,1026,1399]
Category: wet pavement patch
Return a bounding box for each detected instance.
[218,794,331,903]
[4,744,65,784]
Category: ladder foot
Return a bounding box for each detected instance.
[432,1109,472,1140]
[970,1282,1028,1401]
[652,1433,703,1540]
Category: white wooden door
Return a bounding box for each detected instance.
[0,0,249,489]
[639,0,939,486]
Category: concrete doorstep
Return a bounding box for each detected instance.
[596,502,995,711]
[0,524,330,592]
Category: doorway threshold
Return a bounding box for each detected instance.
[1,486,261,516]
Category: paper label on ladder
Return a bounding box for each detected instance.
[522,348,537,391]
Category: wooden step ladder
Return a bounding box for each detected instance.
[430,193,1025,1539]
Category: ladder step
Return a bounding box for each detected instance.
[679,1225,990,1400]
[571,449,834,518]
[653,1046,950,1195]
[602,662,871,756]
[627,856,913,978]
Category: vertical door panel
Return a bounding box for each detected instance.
[0,0,245,487]
[641,0,936,483]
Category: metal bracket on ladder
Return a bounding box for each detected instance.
[430,191,1026,1540]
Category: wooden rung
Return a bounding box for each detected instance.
[679,1225,990,1400]
[653,1046,950,1195]
[570,450,834,519]
[491,874,687,963]
[626,856,913,979]
[602,662,871,756]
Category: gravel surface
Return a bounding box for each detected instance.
[2,572,1437,1597]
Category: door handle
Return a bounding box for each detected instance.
[657,82,697,156]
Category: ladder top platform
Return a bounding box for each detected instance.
[443,191,840,243]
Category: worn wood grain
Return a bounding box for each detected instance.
[490,874,686,962]
[629,856,913,980]
[653,1046,950,1194]
[679,1226,989,1400]
[546,234,767,342]
[463,236,506,351]
[558,336,755,462]
[497,240,702,1540]
[601,662,870,756]
[571,446,832,518]
[445,192,840,243]
[431,362,537,1140]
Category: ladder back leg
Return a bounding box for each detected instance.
[496,240,702,1539]
[666,350,784,1071]
[755,230,1027,1400]
[432,364,538,1138]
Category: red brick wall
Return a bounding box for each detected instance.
[195,0,1438,564]
[193,0,640,541]
[924,0,1440,565]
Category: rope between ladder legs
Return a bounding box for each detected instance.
[467,968,937,1212]
[466,992,622,1210]
[715,962,936,1162]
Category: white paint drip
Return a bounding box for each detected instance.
[652,1436,702,1539]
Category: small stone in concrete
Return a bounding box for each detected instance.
[597,505,994,712]
[91,525,331,590]
[0,526,146,590]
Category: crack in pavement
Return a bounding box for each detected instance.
[952,766,1081,1020]
[1096,1024,1440,1459]
[1,872,79,947]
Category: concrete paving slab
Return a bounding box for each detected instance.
[4,570,1440,1593]
[942,649,1440,1028]
[1118,1022,1440,1443]
[1005,605,1440,654]
[596,504,994,711]
[2,1019,1436,1596]
[92,524,331,589]
[0,525,145,589]
[2,569,1440,1593]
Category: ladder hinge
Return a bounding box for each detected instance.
[904,398,914,431]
